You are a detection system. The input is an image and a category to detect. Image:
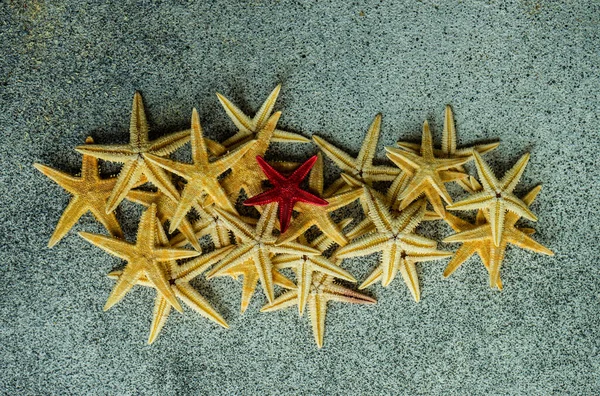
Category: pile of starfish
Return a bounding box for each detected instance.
[35,86,553,348]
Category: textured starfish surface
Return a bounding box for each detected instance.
[75,92,191,213]
[217,84,309,148]
[385,120,471,217]
[244,155,328,233]
[206,203,320,303]
[79,204,200,312]
[145,108,255,233]
[34,137,140,247]
[336,188,451,301]
[447,151,537,247]
[444,185,553,288]
[107,222,233,344]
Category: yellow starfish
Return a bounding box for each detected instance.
[206,203,320,303]
[276,153,362,247]
[217,84,309,148]
[336,188,451,301]
[75,92,189,213]
[145,108,255,232]
[79,204,200,312]
[444,185,553,288]
[34,137,143,247]
[447,151,537,247]
[107,222,233,344]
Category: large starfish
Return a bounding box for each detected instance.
[145,108,255,232]
[79,204,200,312]
[385,120,471,216]
[444,185,553,288]
[244,155,328,233]
[75,92,189,213]
[336,188,451,301]
[107,223,233,344]
[34,137,143,247]
[217,84,309,148]
[206,203,320,303]
[447,151,537,247]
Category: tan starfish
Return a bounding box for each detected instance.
[276,153,362,247]
[336,188,451,301]
[34,137,143,247]
[206,203,320,303]
[447,151,537,247]
[79,204,200,312]
[444,185,553,289]
[145,108,255,233]
[107,223,233,344]
[217,84,309,148]
[385,120,471,216]
[75,92,189,213]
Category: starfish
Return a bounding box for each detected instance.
[444,185,553,288]
[446,151,537,247]
[145,108,255,232]
[34,137,144,247]
[79,204,200,312]
[243,155,328,233]
[336,188,451,301]
[206,203,320,303]
[75,92,189,213]
[217,84,309,148]
[107,223,233,344]
[385,120,471,216]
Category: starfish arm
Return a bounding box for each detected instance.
[314,215,349,247]
[252,85,281,128]
[210,141,257,178]
[33,163,81,194]
[105,160,144,213]
[440,170,470,183]
[186,109,210,166]
[309,294,327,348]
[254,248,275,303]
[399,259,421,302]
[362,187,393,233]
[216,92,254,135]
[442,105,457,155]
[274,270,297,289]
[312,135,356,173]
[276,214,314,246]
[506,229,554,256]
[395,199,427,234]
[472,151,500,191]
[144,262,183,313]
[206,244,255,278]
[88,205,124,241]
[243,188,281,206]
[212,223,233,249]
[443,212,474,233]
[322,188,362,211]
[312,218,354,252]
[434,156,472,171]
[324,177,349,198]
[424,186,448,217]
[255,155,287,185]
[74,144,137,162]
[272,129,310,143]
[335,233,388,258]
[260,290,298,313]
[364,165,401,181]
[519,227,536,235]
[443,225,491,243]
[420,121,435,159]
[443,244,480,278]
[488,242,507,288]
[399,234,439,250]
[153,247,201,262]
[310,256,356,283]
[212,207,256,241]
[103,264,143,311]
[168,181,203,233]
[446,191,495,212]
[173,245,235,281]
[79,231,133,259]
[386,172,410,207]
[297,262,312,316]
[345,218,375,240]
[454,142,501,157]
[271,254,300,269]
[143,154,195,180]
[48,198,90,247]
[380,243,402,287]
[289,155,318,184]
[359,266,384,289]
[271,241,320,256]
[409,250,453,262]
[504,194,538,221]
[169,218,210,248]
[238,268,260,313]
[500,153,530,193]
[322,283,377,305]
[294,189,328,207]
[124,189,156,207]
[489,200,507,247]
[129,92,149,146]
[522,185,542,206]
[147,295,171,344]
[356,114,382,170]
[175,281,228,328]
[255,202,278,238]
[175,217,202,252]
[385,147,424,171]
[309,153,325,196]
[204,180,237,214]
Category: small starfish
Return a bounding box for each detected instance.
[444,185,553,288]
[107,223,233,344]
[34,137,143,247]
[75,92,189,213]
[243,155,328,233]
[145,108,255,232]
[217,84,309,148]
[447,151,537,247]
[336,188,451,301]
[385,120,471,216]
[206,203,320,303]
[79,204,200,312]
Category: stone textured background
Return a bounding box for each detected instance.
[1,0,599,394]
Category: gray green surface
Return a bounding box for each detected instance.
[1,1,599,394]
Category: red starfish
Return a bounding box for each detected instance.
[244,155,328,233]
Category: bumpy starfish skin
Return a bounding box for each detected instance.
[446,151,537,247]
[34,137,138,247]
[206,203,320,303]
[79,204,200,312]
[336,188,451,301]
[75,92,191,213]
[108,223,233,344]
[217,84,309,148]
[444,185,553,288]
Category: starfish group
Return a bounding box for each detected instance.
[36,89,553,348]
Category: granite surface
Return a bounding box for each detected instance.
[1,0,599,394]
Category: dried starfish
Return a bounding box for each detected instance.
[447,151,537,247]
[79,204,200,312]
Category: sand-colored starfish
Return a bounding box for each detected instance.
[206,203,320,303]
[79,204,200,312]
[336,188,451,301]
[34,137,142,247]
[75,92,189,213]
[447,151,537,247]
[385,120,471,216]
[444,185,553,288]
[145,108,255,232]
[217,84,309,148]
[107,223,233,344]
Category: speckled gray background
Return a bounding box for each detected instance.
[1,0,599,394]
